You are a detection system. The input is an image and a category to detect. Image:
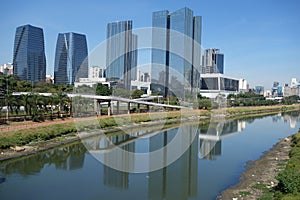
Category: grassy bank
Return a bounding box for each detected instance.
[226,105,299,116]
[274,130,300,199]
[0,105,299,150]
[252,130,300,200]
[0,110,205,149]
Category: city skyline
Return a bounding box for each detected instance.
[1,0,299,88]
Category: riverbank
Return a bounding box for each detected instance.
[0,104,299,162]
[219,130,300,200]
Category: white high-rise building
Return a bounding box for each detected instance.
[0,63,13,75]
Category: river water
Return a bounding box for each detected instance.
[0,112,299,200]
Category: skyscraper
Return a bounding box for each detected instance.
[54,32,88,85]
[106,20,137,90]
[151,7,202,98]
[13,24,46,82]
[202,48,224,74]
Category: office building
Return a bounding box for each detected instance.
[151,7,202,98]
[200,73,240,98]
[13,24,46,82]
[255,86,264,95]
[54,32,88,84]
[89,66,106,79]
[291,78,300,88]
[283,78,300,97]
[239,79,248,93]
[202,48,224,74]
[0,63,13,75]
[271,81,284,97]
[106,20,138,90]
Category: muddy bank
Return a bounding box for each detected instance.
[218,137,291,200]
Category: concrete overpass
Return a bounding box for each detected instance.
[68,94,192,116]
[12,92,192,116]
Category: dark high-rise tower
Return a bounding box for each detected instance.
[151,7,202,98]
[106,20,137,90]
[13,24,46,82]
[54,32,88,85]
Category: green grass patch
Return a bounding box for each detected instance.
[239,191,251,197]
[0,122,77,149]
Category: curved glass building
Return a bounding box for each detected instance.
[13,24,46,82]
[54,32,88,85]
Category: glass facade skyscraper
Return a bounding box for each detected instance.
[54,32,88,85]
[106,20,137,90]
[202,48,224,74]
[151,7,202,98]
[13,24,46,82]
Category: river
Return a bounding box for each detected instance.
[0,112,300,200]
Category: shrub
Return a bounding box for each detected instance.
[276,168,300,194]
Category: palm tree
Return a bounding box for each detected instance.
[56,92,70,118]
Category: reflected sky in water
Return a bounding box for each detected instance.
[0,111,300,200]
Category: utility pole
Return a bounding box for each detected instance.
[6,77,8,123]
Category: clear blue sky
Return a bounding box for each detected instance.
[1,0,299,89]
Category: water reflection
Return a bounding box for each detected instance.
[0,111,299,200]
[103,141,135,189]
[0,143,87,177]
[199,120,246,160]
[281,111,300,128]
[148,126,198,199]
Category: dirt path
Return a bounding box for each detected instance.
[218,138,291,200]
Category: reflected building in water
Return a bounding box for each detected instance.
[84,125,199,198]
[199,120,246,160]
[94,134,136,189]
[281,111,300,129]
[81,119,247,197]
[148,126,199,199]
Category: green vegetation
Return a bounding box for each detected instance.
[273,130,300,199]
[95,83,112,96]
[131,89,144,99]
[0,122,77,149]
[164,96,180,106]
[239,191,251,197]
[194,94,219,110]
[226,105,299,116]
[228,92,278,106]
[282,95,300,105]
[228,92,300,107]
[0,110,201,149]
[251,183,274,200]
[253,129,300,199]
[0,74,72,122]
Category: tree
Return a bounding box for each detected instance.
[113,88,131,98]
[282,95,300,105]
[56,92,70,118]
[131,89,144,99]
[95,83,112,96]
[165,96,180,106]
[74,85,94,94]
[195,94,212,110]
